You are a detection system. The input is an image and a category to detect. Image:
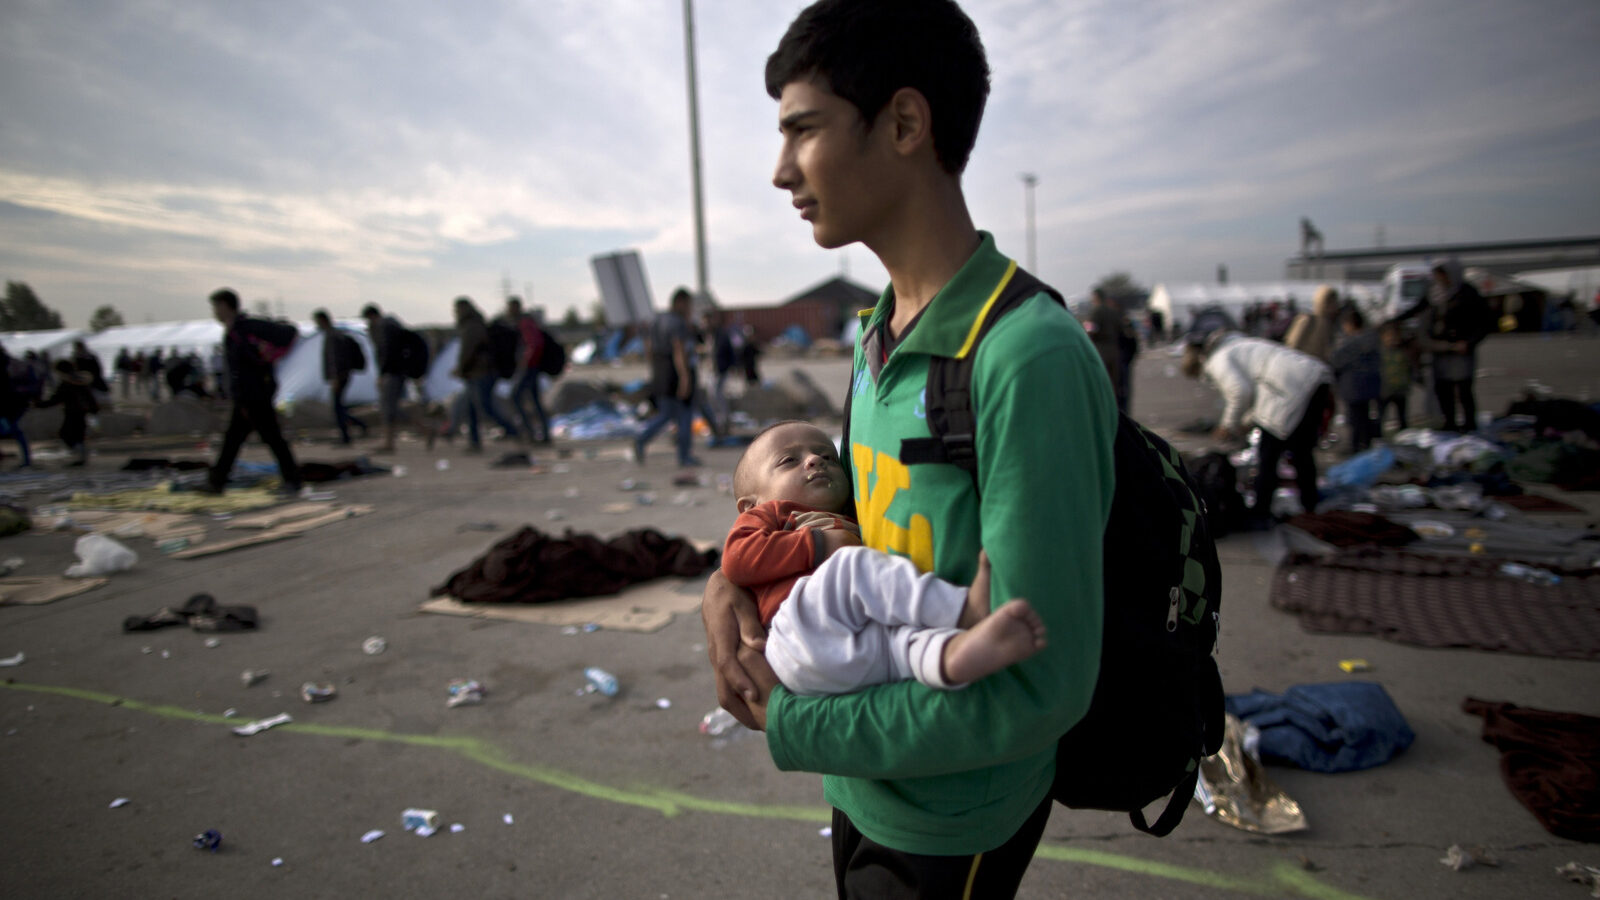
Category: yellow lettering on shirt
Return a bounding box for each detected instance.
[852,443,935,573]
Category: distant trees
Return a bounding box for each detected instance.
[2,281,65,331]
[89,304,125,332]
[1092,271,1149,309]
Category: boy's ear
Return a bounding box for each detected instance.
[883,87,932,158]
[736,495,757,514]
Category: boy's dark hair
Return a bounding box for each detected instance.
[765,0,990,175]
[360,304,382,319]
[312,309,332,325]
[1339,306,1365,330]
[209,288,241,311]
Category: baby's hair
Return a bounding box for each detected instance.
[733,419,816,501]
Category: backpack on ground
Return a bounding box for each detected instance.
[537,328,566,376]
[398,328,430,379]
[842,264,1225,838]
[488,319,520,380]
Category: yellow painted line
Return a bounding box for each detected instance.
[1,681,1381,899]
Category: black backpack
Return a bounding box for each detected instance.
[537,328,566,376]
[843,265,1224,837]
[398,328,430,379]
[336,332,367,373]
[488,320,520,379]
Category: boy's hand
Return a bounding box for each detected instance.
[702,570,778,730]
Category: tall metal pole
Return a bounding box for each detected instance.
[682,0,709,299]
[1020,173,1037,272]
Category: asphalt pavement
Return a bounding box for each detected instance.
[0,331,1596,899]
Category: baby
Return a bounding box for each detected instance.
[722,420,1045,695]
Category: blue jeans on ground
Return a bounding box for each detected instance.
[635,395,694,466]
[509,370,550,442]
[464,375,518,448]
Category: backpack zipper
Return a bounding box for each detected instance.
[1166,586,1181,632]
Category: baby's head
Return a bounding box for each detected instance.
[733,420,851,515]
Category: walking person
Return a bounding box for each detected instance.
[200,289,302,496]
[36,359,97,467]
[504,296,551,445]
[451,296,518,453]
[314,309,369,445]
[0,347,33,468]
[1420,259,1491,432]
[633,287,700,468]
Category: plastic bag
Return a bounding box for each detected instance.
[65,534,138,577]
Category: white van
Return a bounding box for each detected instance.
[1381,263,1433,322]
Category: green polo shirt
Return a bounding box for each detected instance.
[766,233,1117,855]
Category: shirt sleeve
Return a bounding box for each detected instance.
[767,300,1116,778]
[722,505,818,588]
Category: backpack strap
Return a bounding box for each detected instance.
[899,261,1064,485]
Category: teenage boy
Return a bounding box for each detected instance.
[202,289,303,496]
[700,2,1117,897]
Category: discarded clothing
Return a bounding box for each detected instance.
[431,526,719,604]
[121,458,211,472]
[1462,698,1600,842]
[1282,511,1418,548]
[299,458,391,483]
[123,593,259,633]
[1226,682,1414,773]
[1272,548,1600,660]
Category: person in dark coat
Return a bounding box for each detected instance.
[314,309,368,444]
[1330,307,1382,453]
[36,359,98,466]
[0,347,33,468]
[1419,259,1492,432]
[200,288,302,495]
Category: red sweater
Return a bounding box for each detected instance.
[722,499,858,626]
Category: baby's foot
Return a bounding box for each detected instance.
[941,599,1047,686]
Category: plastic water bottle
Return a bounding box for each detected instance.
[1499,563,1561,586]
[583,667,619,697]
[699,707,740,736]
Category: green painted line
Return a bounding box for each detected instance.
[2,681,1381,899]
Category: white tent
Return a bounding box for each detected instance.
[0,328,85,359]
[1147,281,1381,335]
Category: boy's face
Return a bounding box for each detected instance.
[738,422,851,514]
[773,77,898,250]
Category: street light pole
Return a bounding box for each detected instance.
[682,0,709,300]
[1020,173,1038,272]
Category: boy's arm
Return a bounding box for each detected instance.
[721,505,819,587]
[766,302,1116,779]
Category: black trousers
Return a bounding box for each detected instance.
[1344,397,1376,453]
[1434,377,1477,432]
[832,795,1053,900]
[1254,385,1331,517]
[210,396,301,490]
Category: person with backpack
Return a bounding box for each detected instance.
[314,309,369,445]
[36,359,98,467]
[701,4,1128,894]
[504,296,552,445]
[361,303,430,453]
[200,288,302,496]
[452,296,519,453]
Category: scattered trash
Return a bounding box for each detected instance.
[142,646,153,654]
[302,490,337,501]
[819,826,832,838]
[583,667,619,697]
[402,808,440,831]
[109,797,131,808]
[361,830,385,844]
[158,538,191,554]
[124,594,258,634]
[300,682,337,703]
[65,534,138,577]
[457,522,500,533]
[232,712,293,736]
[449,823,465,834]
[446,679,485,708]
[204,638,221,649]
[435,460,450,471]
[223,708,238,718]
[618,478,646,491]
[1440,844,1499,871]
[655,698,672,709]
[160,649,170,659]
[1557,862,1600,897]
[0,556,24,576]
[362,636,387,655]
[563,487,580,498]
[1410,520,1455,540]
[545,509,566,521]
[271,857,284,867]
[241,669,269,687]
[392,466,407,478]
[1338,659,1372,673]
[699,708,742,737]
[0,652,23,667]
[1500,562,1562,586]
[671,472,702,487]
[502,813,514,825]
[192,829,223,852]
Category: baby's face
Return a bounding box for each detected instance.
[745,423,851,512]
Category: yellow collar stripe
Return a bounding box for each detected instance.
[954,259,1018,360]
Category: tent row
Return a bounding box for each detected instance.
[1147,281,1383,336]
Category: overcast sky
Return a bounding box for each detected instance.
[2,0,1597,329]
